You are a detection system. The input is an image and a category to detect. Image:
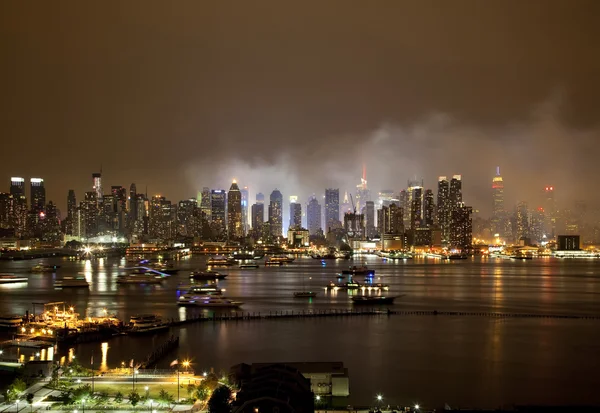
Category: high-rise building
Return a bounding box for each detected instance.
[437,177,450,244]
[251,202,264,235]
[30,178,45,212]
[325,188,340,231]
[378,190,396,209]
[340,191,353,222]
[227,180,243,239]
[10,177,25,198]
[365,201,375,238]
[378,203,404,235]
[210,189,226,238]
[515,201,529,242]
[65,189,77,235]
[530,207,545,243]
[92,172,102,200]
[410,186,423,230]
[256,192,265,205]
[200,187,211,222]
[129,183,138,224]
[289,196,302,229]
[355,166,371,214]
[83,191,99,238]
[399,189,410,227]
[241,186,249,236]
[268,189,283,237]
[177,199,197,237]
[149,195,173,239]
[111,186,127,234]
[491,167,504,235]
[306,196,321,236]
[543,186,557,238]
[0,193,12,230]
[423,189,434,227]
[449,175,462,206]
[450,203,472,250]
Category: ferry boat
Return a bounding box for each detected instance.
[207,256,235,267]
[342,265,375,276]
[117,274,162,284]
[190,270,227,281]
[229,251,255,261]
[31,264,60,273]
[129,314,169,334]
[351,296,397,305]
[239,263,259,269]
[264,258,283,267]
[267,255,295,264]
[294,291,318,298]
[54,277,90,288]
[326,280,361,290]
[178,285,242,308]
[0,314,23,329]
[0,274,28,284]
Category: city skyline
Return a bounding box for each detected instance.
[1,2,599,221]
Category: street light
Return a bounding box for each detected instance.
[15,399,19,413]
[82,397,86,413]
[148,399,153,413]
[315,395,321,402]
[376,394,383,402]
[414,404,420,410]
[182,360,190,372]
[145,386,149,399]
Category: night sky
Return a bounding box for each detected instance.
[1,1,599,216]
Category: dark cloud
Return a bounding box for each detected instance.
[1,1,599,219]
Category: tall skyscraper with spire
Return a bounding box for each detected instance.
[491,167,505,235]
[227,180,242,239]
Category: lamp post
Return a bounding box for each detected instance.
[81,398,86,413]
[145,386,149,399]
[148,399,153,413]
[15,399,19,413]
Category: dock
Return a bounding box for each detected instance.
[139,335,179,369]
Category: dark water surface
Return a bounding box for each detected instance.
[1,256,600,408]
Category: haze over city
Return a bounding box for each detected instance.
[1,1,599,217]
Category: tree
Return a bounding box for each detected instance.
[157,388,175,406]
[26,393,34,412]
[208,386,232,413]
[4,378,27,402]
[50,367,60,388]
[95,392,109,406]
[195,383,210,402]
[128,391,141,407]
[187,383,197,399]
[114,391,124,404]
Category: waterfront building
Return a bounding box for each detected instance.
[268,189,283,237]
[30,178,45,212]
[287,227,309,247]
[289,196,301,229]
[557,235,580,250]
[324,188,340,231]
[241,186,249,236]
[306,195,321,236]
[227,180,243,239]
[450,202,472,250]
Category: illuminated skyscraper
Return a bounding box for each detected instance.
[306,195,321,236]
[200,187,211,222]
[177,199,197,237]
[210,189,226,238]
[339,191,352,222]
[251,203,264,234]
[65,189,76,235]
[543,186,557,238]
[450,203,472,250]
[437,177,450,244]
[30,178,45,212]
[289,196,301,229]
[491,167,505,235]
[355,166,371,213]
[515,201,529,242]
[10,177,25,198]
[324,189,339,231]
[256,192,265,205]
[410,186,423,230]
[227,180,242,239]
[92,172,102,200]
[241,186,249,236]
[365,201,375,238]
[129,183,138,224]
[149,195,173,239]
[268,189,283,237]
[423,189,434,227]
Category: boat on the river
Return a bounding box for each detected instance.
[351,296,397,305]
[178,285,241,308]
[129,314,170,334]
[117,274,162,284]
[266,255,295,264]
[0,274,28,284]
[342,265,375,276]
[207,256,236,267]
[240,263,259,269]
[190,270,227,281]
[326,280,361,290]
[31,264,60,273]
[54,276,89,289]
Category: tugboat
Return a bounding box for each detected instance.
[342,265,375,276]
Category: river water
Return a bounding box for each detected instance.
[1,256,600,408]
